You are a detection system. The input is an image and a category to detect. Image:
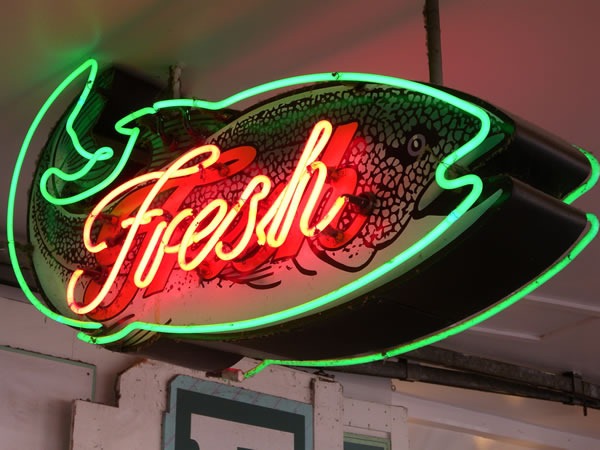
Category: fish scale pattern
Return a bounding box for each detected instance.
[195,84,481,271]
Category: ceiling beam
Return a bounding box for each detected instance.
[320,346,600,413]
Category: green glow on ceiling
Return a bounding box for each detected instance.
[243,212,599,378]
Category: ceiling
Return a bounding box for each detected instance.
[1,0,599,431]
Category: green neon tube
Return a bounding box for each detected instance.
[38,59,142,206]
[7,59,104,328]
[564,147,599,204]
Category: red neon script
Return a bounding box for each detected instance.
[67,120,367,315]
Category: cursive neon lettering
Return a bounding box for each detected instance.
[178,199,229,270]
[214,175,272,261]
[67,120,359,315]
[134,221,168,288]
[69,145,221,314]
[256,120,334,247]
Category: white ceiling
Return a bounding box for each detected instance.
[1,0,599,422]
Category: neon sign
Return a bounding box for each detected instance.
[9,59,598,375]
[68,120,355,316]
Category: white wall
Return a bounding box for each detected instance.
[0,288,138,405]
[0,346,93,450]
[337,372,600,450]
[1,293,599,450]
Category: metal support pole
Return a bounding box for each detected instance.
[169,65,182,99]
[313,346,600,412]
[423,0,444,85]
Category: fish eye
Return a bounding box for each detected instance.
[407,133,426,157]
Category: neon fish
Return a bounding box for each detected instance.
[13,60,596,366]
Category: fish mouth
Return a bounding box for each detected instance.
[472,114,593,201]
[414,132,508,218]
[432,83,593,203]
[415,112,593,220]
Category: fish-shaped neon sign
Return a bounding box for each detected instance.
[8,59,598,376]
